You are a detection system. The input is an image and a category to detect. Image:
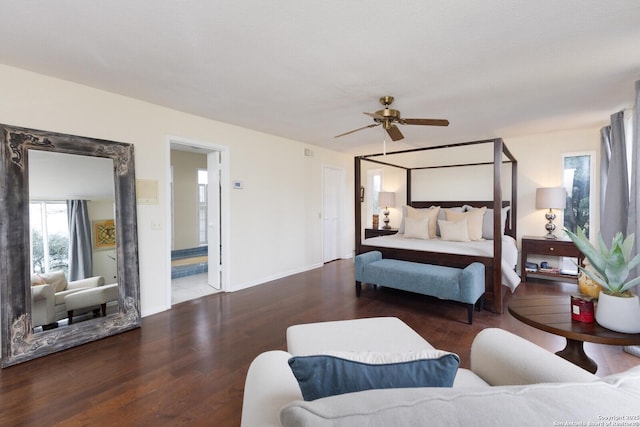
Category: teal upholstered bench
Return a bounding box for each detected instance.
[354,251,485,324]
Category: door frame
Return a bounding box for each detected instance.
[165,136,230,303]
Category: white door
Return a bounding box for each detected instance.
[323,167,344,263]
[207,151,221,289]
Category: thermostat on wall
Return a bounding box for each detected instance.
[232,180,244,189]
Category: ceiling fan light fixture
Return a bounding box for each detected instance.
[380,96,394,106]
[334,95,449,141]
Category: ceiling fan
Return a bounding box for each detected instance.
[335,96,449,142]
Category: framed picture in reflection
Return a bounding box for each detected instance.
[93,219,116,250]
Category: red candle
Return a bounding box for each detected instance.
[571,295,595,323]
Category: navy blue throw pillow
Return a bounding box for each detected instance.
[288,353,459,401]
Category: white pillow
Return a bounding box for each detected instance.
[321,349,458,364]
[489,207,511,239]
[437,206,464,236]
[406,205,440,239]
[34,270,68,292]
[398,205,408,233]
[438,219,470,242]
[445,207,486,241]
[404,217,430,240]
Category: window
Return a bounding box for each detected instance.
[563,152,595,239]
[30,201,69,274]
[198,169,208,245]
[366,169,382,227]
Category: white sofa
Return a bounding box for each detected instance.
[241,317,640,427]
[30,271,106,327]
[31,284,56,328]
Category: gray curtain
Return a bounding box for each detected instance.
[624,81,640,358]
[627,81,640,291]
[600,111,629,245]
[600,126,611,222]
[67,200,92,281]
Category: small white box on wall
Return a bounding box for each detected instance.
[232,180,244,189]
[136,179,159,204]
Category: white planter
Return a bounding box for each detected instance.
[596,292,640,334]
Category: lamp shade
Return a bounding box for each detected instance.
[535,187,566,210]
[378,192,396,208]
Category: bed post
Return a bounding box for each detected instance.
[508,148,518,239]
[355,156,362,255]
[406,169,412,206]
[493,139,504,313]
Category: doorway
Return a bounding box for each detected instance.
[167,137,230,306]
[322,166,345,263]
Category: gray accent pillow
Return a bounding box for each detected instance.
[288,353,460,401]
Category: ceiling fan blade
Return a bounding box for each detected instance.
[363,111,385,120]
[402,118,450,126]
[334,123,380,138]
[386,125,404,141]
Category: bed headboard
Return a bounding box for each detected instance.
[410,200,515,239]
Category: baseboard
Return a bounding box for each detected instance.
[232,262,324,292]
[141,304,170,318]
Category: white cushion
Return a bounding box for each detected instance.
[404,206,440,238]
[438,219,470,242]
[64,283,118,311]
[33,270,68,292]
[470,327,597,385]
[436,206,464,236]
[241,350,302,427]
[280,372,640,427]
[445,207,486,241]
[286,317,434,356]
[464,205,511,239]
[453,368,490,387]
[403,217,430,239]
[321,349,455,363]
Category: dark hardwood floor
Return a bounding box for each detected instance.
[1,259,639,426]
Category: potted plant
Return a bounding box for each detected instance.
[564,227,640,333]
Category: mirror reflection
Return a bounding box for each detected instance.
[28,151,119,332]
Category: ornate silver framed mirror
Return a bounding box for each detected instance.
[1,124,141,367]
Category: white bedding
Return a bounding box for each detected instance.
[362,234,521,292]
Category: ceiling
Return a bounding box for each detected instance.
[29,151,114,201]
[1,1,639,154]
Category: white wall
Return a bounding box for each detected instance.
[504,127,601,242]
[87,200,118,283]
[360,132,601,246]
[0,64,354,317]
[170,150,207,250]
[358,162,407,230]
[0,64,603,318]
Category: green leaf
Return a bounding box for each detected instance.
[628,253,640,272]
[621,275,640,293]
[603,246,629,293]
[579,266,609,289]
[597,233,610,258]
[565,228,608,275]
[621,233,635,261]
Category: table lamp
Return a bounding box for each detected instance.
[535,187,566,239]
[378,191,396,229]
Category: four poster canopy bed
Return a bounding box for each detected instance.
[355,138,518,314]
